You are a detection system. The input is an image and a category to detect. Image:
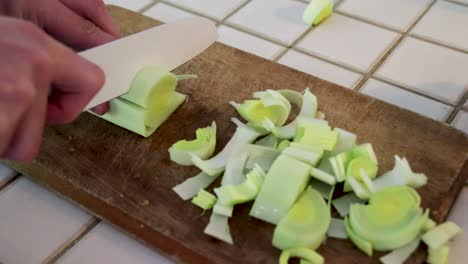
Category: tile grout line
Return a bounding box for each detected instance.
[0,174,22,193]
[371,76,457,107]
[45,218,102,264]
[445,89,468,124]
[446,0,468,7]
[216,0,252,26]
[138,0,165,13]
[158,0,221,22]
[408,33,468,54]
[353,0,438,92]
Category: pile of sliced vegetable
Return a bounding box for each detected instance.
[169,88,463,264]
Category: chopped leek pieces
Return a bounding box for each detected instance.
[168,88,462,263]
[303,0,334,26]
[95,66,195,137]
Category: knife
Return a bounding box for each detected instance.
[79,17,218,110]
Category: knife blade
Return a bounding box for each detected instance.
[79,17,218,110]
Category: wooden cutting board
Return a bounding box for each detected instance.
[3,5,468,264]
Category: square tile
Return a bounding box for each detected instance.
[104,0,154,11]
[361,79,453,121]
[165,0,248,20]
[337,0,432,31]
[375,37,468,104]
[412,1,468,52]
[447,188,468,263]
[0,177,94,264]
[0,163,16,187]
[296,14,399,71]
[226,0,310,45]
[144,3,202,23]
[217,25,285,60]
[57,223,173,264]
[452,110,468,133]
[278,49,362,88]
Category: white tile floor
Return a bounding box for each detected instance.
[411,0,468,52]
[375,37,468,105]
[337,0,432,31]
[296,13,399,71]
[2,0,468,263]
[0,177,94,264]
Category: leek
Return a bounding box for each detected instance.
[221,144,249,186]
[310,167,336,185]
[191,125,260,176]
[294,121,338,151]
[380,238,420,264]
[262,89,318,139]
[329,128,357,156]
[348,186,428,251]
[428,245,450,264]
[204,213,233,244]
[422,221,463,249]
[250,155,311,224]
[172,172,221,200]
[332,193,364,217]
[215,166,265,206]
[276,140,291,152]
[282,143,324,166]
[344,216,373,256]
[273,187,330,250]
[328,218,348,239]
[244,144,280,172]
[374,156,427,191]
[303,0,334,26]
[279,248,324,264]
[255,134,279,148]
[310,179,334,200]
[169,121,216,166]
[192,190,217,210]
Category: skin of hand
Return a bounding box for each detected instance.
[0,0,121,161]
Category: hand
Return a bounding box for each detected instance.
[0,0,121,50]
[0,17,105,161]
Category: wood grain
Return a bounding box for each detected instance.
[3,6,468,264]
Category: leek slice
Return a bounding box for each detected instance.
[172,172,221,200]
[332,193,364,217]
[303,0,334,26]
[221,144,249,186]
[276,140,291,152]
[215,166,265,206]
[424,218,437,232]
[213,203,233,217]
[278,89,303,108]
[374,156,427,191]
[231,90,291,128]
[279,248,324,264]
[273,187,330,250]
[310,179,334,200]
[349,186,427,251]
[250,155,311,224]
[344,157,378,192]
[282,143,324,166]
[329,128,357,156]
[380,238,420,264]
[347,176,370,200]
[294,121,338,151]
[328,218,348,239]
[244,144,280,172]
[310,167,336,185]
[191,125,261,176]
[262,89,318,139]
[192,190,217,210]
[428,245,450,264]
[169,121,216,166]
[422,221,463,249]
[255,134,279,148]
[204,213,233,244]
[344,217,373,256]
